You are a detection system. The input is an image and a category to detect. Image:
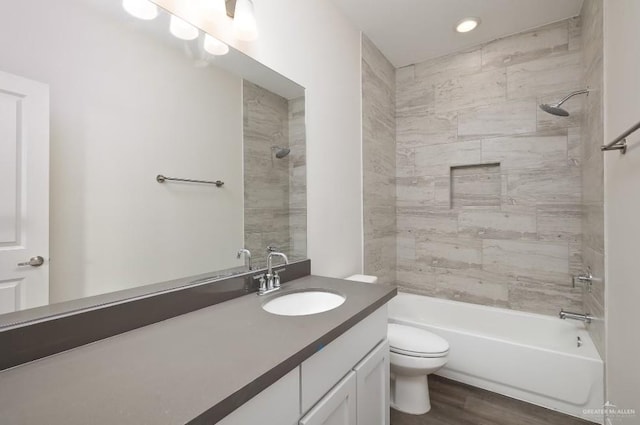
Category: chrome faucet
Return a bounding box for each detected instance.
[236,249,252,270]
[559,309,593,324]
[255,251,289,295]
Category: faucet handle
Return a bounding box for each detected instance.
[253,274,267,293]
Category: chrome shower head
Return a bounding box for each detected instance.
[539,103,570,117]
[539,89,589,117]
[272,146,290,159]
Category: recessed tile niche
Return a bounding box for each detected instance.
[450,163,501,209]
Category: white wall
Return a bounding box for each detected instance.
[603,0,640,422]
[155,0,364,279]
[0,0,245,301]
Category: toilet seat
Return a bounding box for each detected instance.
[388,323,449,358]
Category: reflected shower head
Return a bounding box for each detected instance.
[272,146,290,159]
[539,89,589,117]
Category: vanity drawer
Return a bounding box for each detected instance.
[300,306,387,412]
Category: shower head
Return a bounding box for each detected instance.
[539,103,570,117]
[272,146,290,159]
[539,89,589,117]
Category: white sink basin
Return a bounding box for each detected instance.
[262,290,346,316]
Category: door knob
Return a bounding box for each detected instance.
[17,256,45,267]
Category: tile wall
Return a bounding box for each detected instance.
[362,35,397,284]
[580,0,605,359]
[243,81,307,267]
[393,18,587,315]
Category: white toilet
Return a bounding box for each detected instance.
[345,274,450,415]
[387,323,449,414]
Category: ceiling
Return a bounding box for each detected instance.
[332,0,584,68]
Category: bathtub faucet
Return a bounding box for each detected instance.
[559,309,592,324]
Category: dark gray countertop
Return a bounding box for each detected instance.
[0,276,396,424]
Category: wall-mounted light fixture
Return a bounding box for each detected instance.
[122,0,159,20]
[170,14,199,40]
[204,34,230,55]
[232,0,258,41]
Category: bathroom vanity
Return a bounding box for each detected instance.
[0,276,395,424]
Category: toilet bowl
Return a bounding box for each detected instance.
[388,323,449,414]
[345,275,450,415]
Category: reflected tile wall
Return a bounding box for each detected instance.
[362,35,397,284]
[243,81,307,268]
[395,18,586,315]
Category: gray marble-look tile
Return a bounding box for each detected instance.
[508,278,582,316]
[396,147,415,178]
[458,210,537,240]
[482,21,569,69]
[416,235,483,270]
[432,268,510,307]
[458,99,537,140]
[414,48,482,84]
[567,127,582,167]
[362,34,397,284]
[507,51,583,100]
[537,204,582,243]
[397,232,416,261]
[434,68,506,112]
[568,16,582,51]
[481,133,568,170]
[483,239,569,277]
[396,110,457,148]
[397,208,459,236]
[396,176,436,207]
[506,167,581,206]
[414,140,482,176]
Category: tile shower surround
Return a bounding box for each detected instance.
[580,0,605,359]
[362,35,397,286]
[363,15,604,318]
[243,81,306,268]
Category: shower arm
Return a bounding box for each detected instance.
[555,89,589,106]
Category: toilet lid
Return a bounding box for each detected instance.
[388,323,449,357]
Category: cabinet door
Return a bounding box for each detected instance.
[218,368,300,425]
[354,340,390,425]
[300,371,356,425]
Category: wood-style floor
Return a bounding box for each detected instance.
[390,375,597,425]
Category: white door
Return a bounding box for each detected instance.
[300,372,357,425]
[354,340,390,425]
[0,70,49,315]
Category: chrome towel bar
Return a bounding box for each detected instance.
[601,119,640,154]
[156,174,224,187]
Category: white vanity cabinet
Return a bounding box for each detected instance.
[299,372,357,425]
[299,340,390,425]
[354,340,390,425]
[217,367,301,425]
[218,306,389,425]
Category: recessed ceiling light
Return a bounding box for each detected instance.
[456,17,480,33]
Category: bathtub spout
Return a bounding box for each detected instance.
[559,309,592,324]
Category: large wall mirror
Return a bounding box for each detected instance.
[0,0,307,325]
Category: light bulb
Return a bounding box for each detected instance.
[204,34,229,56]
[233,0,258,41]
[122,0,159,20]
[455,18,480,33]
[169,14,199,41]
[201,0,226,14]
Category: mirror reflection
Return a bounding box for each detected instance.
[0,0,306,320]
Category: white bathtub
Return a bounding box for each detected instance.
[388,292,604,423]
